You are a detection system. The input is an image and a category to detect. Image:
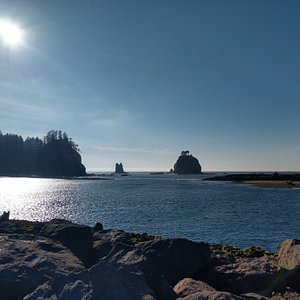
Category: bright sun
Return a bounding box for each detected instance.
[0,20,24,47]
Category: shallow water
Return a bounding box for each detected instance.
[0,173,299,251]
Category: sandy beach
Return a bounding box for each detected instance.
[242,180,300,188]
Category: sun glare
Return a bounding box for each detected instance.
[0,20,24,47]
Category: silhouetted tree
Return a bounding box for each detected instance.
[181,150,190,156]
[0,130,86,177]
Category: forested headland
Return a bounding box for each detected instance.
[0,130,86,177]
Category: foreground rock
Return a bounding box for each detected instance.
[177,291,245,300]
[92,228,134,261]
[0,217,299,299]
[139,238,211,285]
[0,218,94,267]
[277,239,300,292]
[201,257,279,296]
[25,261,156,300]
[106,243,177,300]
[39,219,94,267]
[0,233,84,300]
[174,278,216,297]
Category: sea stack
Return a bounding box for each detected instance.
[115,163,125,174]
[173,151,202,174]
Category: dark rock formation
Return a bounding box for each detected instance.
[39,219,94,267]
[0,211,9,221]
[0,218,299,300]
[177,290,245,300]
[201,257,279,296]
[115,162,125,173]
[0,234,84,300]
[241,293,270,300]
[173,151,202,174]
[138,238,211,285]
[92,229,133,261]
[106,244,177,300]
[204,173,300,182]
[174,278,216,297]
[24,261,157,300]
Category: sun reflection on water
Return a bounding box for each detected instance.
[0,177,62,221]
[0,177,45,195]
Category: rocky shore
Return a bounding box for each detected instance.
[204,173,300,182]
[204,173,300,189]
[0,217,299,299]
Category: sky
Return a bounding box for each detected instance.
[0,0,299,172]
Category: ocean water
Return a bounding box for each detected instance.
[0,173,299,251]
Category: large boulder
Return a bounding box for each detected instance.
[138,238,211,285]
[0,233,84,300]
[203,257,279,296]
[39,219,93,266]
[177,291,246,300]
[277,239,300,291]
[24,261,157,300]
[277,239,300,270]
[241,293,270,300]
[0,219,44,235]
[106,243,177,300]
[92,229,133,261]
[174,278,216,297]
[173,151,202,174]
[271,290,300,300]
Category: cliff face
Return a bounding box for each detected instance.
[174,151,202,174]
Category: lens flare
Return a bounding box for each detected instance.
[0,20,24,47]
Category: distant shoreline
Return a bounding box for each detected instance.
[204,172,300,188]
[242,180,300,188]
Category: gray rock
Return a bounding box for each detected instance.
[0,233,84,300]
[241,292,270,300]
[277,239,300,270]
[174,278,216,297]
[106,243,177,300]
[177,290,246,300]
[277,239,300,291]
[138,238,211,285]
[39,219,93,266]
[92,229,133,261]
[0,219,43,235]
[25,260,157,300]
[271,290,300,300]
[203,257,279,296]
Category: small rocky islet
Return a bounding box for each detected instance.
[0,215,299,300]
[173,151,202,174]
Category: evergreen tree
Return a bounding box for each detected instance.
[0,130,86,177]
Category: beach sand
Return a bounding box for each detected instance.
[242,180,300,188]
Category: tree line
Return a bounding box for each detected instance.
[0,130,86,177]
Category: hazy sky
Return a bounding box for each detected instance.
[0,1,299,172]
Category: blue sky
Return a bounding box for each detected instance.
[0,1,299,172]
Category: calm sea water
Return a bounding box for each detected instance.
[0,173,299,251]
